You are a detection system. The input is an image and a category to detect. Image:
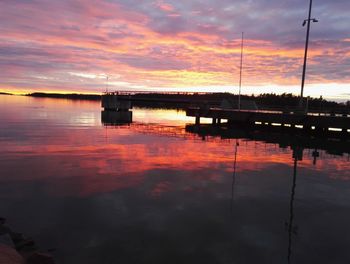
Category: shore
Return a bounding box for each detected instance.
[0,218,55,264]
[25,92,350,113]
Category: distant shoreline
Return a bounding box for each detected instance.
[24,92,349,112]
[27,92,101,100]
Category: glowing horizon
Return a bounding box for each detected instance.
[1,0,349,100]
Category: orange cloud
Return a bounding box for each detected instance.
[0,0,349,99]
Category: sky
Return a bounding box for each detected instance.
[0,0,349,100]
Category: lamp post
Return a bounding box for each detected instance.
[300,0,318,108]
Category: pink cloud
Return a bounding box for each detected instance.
[0,0,349,98]
[155,1,175,12]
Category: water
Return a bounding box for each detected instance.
[0,95,350,264]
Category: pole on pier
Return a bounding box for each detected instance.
[300,0,318,107]
[195,115,200,125]
[238,32,244,111]
[106,75,109,93]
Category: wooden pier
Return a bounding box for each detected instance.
[186,107,350,135]
[101,93,350,135]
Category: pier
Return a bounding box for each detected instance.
[101,93,350,136]
[186,107,350,135]
[101,92,221,124]
[101,91,221,107]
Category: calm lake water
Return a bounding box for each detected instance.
[1,95,350,264]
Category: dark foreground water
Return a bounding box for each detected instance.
[0,95,350,264]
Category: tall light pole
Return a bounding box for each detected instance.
[238,32,244,111]
[300,0,318,107]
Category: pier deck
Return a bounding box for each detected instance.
[186,107,350,133]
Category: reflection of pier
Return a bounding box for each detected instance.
[100,122,228,143]
[186,124,350,156]
[186,107,350,136]
[101,110,132,125]
[100,114,350,156]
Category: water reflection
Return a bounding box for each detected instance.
[228,139,301,263]
[286,146,302,264]
[1,95,350,263]
[101,110,132,125]
[230,139,239,213]
[312,149,320,165]
[185,124,350,156]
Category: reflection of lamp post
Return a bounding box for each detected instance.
[286,146,303,263]
[300,0,318,107]
[230,139,239,213]
[312,149,319,165]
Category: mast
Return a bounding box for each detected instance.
[238,32,244,111]
[106,75,109,93]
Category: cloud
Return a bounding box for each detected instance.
[0,0,349,97]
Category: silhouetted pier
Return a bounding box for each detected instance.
[102,92,221,108]
[101,92,220,124]
[101,93,350,135]
[186,107,350,135]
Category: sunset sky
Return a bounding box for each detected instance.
[1,0,349,100]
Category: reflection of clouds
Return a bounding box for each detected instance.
[68,112,97,126]
[2,164,350,264]
[1,96,350,200]
[1,97,350,263]
[1,122,350,197]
